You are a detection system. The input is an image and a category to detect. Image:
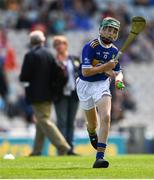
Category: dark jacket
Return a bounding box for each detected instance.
[19,45,67,104]
[0,65,8,99]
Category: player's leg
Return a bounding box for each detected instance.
[76,78,98,149]
[97,95,111,144]
[93,95,111,168]
[84,107,98,149]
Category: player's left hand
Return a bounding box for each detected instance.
[115,80,125,90]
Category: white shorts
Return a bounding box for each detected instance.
[76,78,111,110]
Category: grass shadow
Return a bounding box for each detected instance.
[34,167,91,171]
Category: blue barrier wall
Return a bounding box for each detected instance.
[0,135,126,156]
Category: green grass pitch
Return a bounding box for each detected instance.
[1,155,154,179]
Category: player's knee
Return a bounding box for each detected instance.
[101,113,111,124]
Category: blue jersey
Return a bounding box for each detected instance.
[79,38,121,82]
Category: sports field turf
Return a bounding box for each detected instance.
[0,155,154,179]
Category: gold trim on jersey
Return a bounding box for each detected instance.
[90,39,100,48]
[92,59,101,66]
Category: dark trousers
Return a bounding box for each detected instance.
[54,94,79,150]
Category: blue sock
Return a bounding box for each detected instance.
[96,142,107,159]
[97,143,107,148]
[96,152,104,159]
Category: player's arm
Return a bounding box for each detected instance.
[115,71,123,82]
[81,45,116,77]
[115,71,125,89]
[113,62,125,89]
[82,60,116,77]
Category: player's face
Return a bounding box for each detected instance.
[100,26,119,41]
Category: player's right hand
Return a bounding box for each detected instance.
[105,59,116,70]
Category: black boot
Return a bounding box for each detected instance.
[93,158,109,168]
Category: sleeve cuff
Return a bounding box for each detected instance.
[82,65,93,68]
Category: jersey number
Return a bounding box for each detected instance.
[103,54,108,59]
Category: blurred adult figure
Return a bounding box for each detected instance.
[19,31,71,156]
[0,63,8,100]
[53,36,80,155]
[0,29,9,104]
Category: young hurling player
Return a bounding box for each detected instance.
[76,17,124,168]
